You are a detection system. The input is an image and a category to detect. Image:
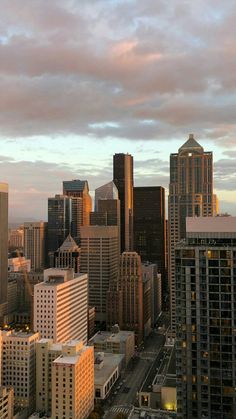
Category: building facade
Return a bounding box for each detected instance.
[23,222,47,271]
[134,186,166,298]
[0,183,8,314]
[48,195,72,257]
[0,386,14,419]
[80,226,119,323]
[168,134,213,330]
[54,234,80,273]
[113,153,134,252]
[176,217,236,419]
[51,341,94,419]
[34,268,88,343]
[63,179,92,231]
[0,330,39,415]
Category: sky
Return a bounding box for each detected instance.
[0,0,236,222]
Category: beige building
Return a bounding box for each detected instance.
[8,227,24,249]
[94,352,124,400]
[24,222,47,271]
[52,341,94,419]
[168,135,214,330]
[0,386,14,419]
[89,326,135,367]
[8,256,31,272]
[0,330,39,416]
[80,225,119,323]
[34,268,88,344]
[36,340,94,418]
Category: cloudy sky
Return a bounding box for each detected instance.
[0,0,236,222]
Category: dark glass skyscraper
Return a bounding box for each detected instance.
[133,186,166,293]
[113,153,133,252]
[0,183,8,308]
[48,195,72,255]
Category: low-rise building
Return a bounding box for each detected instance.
[52,341,94,419]
[89,326,135,367]
[94,352,124,400]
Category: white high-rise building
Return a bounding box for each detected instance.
[34,268,88,343]
[0,330,39,415]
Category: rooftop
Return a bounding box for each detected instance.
[89,330,134,345]
[94,352,124,385]
[178,134,203,152]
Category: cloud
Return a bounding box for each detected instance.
[0,0,236,143]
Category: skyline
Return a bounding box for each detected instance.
[0,0,236,220]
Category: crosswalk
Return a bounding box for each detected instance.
[110,405,132,416]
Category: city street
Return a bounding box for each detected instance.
[103,331,166,418]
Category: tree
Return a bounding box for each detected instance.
[87,412,100,419]
[114,413,127,419]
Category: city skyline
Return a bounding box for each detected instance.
[0,1,236,220]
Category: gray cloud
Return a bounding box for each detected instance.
[0,0,236,142]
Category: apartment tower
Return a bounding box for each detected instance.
[176,217,236,419]
[113,153,134,252]
[168,134,213,329]
[0,183,8,315]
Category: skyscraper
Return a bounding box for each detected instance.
[95,181,119,211]
[23,221,48,271]
[54,234,80,273]
[113,153,134,252]
[119,251,143,344]
[0,183,8,318]
[80,226,119,323]
[134,186,166,298]
[48,195,72,257]
[63,179,92,230]
[168,134,213,329]
[176,217,236,419]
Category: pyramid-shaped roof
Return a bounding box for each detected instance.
[58,234,79,252]
[179,134,203,152]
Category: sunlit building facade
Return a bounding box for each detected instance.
[24,221,47,271]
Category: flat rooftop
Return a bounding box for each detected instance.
[186,216,236,236]
[89,330,134,345]
[94,353,124,385]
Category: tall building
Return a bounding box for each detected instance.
[36,339,94,418]
[119,252,143,344]
[80,226,119,323]
[168,134,213,329]
[0,183,8,313]
[176,217,236,419]
[134,186,166,297]
[63,179,92,229]
[0,330,39,416]
[48,195,72,257]
[54,234,80,273]
[142,262,162,327]
[8,226,24,250]
[95,181,119,211]
[34,268,88,343]
[23,222,48,271]
[113,153,134,252]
